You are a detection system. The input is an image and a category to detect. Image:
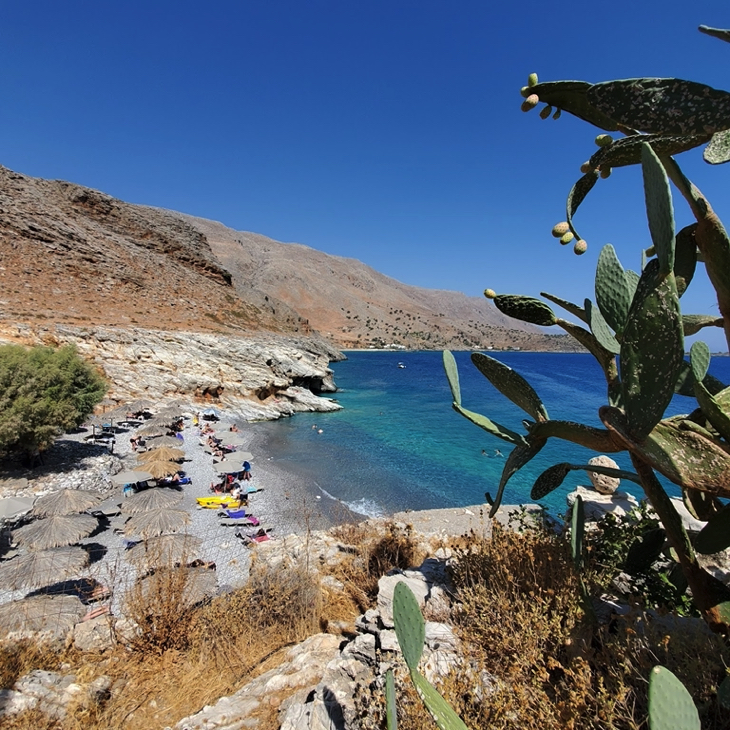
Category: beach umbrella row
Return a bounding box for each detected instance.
[137,446,185,463]
[124,509,190,539]
[126,534,201,568]
[121,488,183,515]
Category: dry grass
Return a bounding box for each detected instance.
[0,555,327,730]
[356,523,730,730]
[4,520,730,729]
[329,519,425,612]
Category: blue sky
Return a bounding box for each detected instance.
[2,1,729,350]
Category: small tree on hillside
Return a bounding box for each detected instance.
[0,344,107,459]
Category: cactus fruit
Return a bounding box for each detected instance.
[552,221,570,237]
[600,166,612,178]
[484,288,496,299]
[560,232,574,245]
[539,104,553,120]
[647,666,700,729]
[521,94,539,112]
[574,240,588,255]
[580,161,593,173]
[527,72,538,87]
[520,85,531,98]
[552,108,562,120]
[595,134,613,147]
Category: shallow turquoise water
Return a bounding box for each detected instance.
[252,351,730,517]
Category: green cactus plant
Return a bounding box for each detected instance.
[447,22,730,639]
[392,581,469,730]
[648,666,700,730]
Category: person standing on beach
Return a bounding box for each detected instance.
[242,461,252,481]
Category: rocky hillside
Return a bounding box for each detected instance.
[0,165,577,352]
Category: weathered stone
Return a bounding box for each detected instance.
[587,455,621,495]
[378,629,400,653]
[342,633,376,666]
[567,486,639,521]
[73,615,115,652]
[377,572,430,629]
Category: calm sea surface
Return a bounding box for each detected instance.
[252,351,730,517]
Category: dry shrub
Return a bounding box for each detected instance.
[329,520,423,611]
[122,563,200,654]
[385,524,730,730]
[0,640,66,690]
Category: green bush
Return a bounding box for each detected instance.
[0,344,107,458]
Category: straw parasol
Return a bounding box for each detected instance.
[137,566,216,608]
[110,470,154,486]
[13,514,98,551]
[125,398,154,413]
[0,594,86,638]
[213,461,242,475]
[137,424,168,438]
[124,509,191,539]
[32,489,101,517]
[0,546,89,591]
[143,435,183,448]
[121,488,184,515]
[0,496,35,521]
[141,460,183,479]
[137,446,185,463]
[126,534,202,569]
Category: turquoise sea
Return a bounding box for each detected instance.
[252,351,730,517]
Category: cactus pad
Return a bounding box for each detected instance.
[493,295,557,326]
[703,129,730,164]
[625,528,666,574]
[385,669,397,730]
[647,666,700,730]
[690,341,711,383]
[674,224,698,297]
[471,352,549,422]
[453,403,527,446]
[586,299,621,354]
[489,438,546,516]
[540,292,588,323]
[620,260,684,440]
[571,494,585,569]
[442,350,461,406]
[588,133,710,171]
[411,672,469,730]
[531,463,571,500]
[587,78,730,136]
[566,171,599,241]
[695,505,730,554]
[596,244,633,335]
[698,25,730,44]
[392,582,425,672]
[641,143,675,277]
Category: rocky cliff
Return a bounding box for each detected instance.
[0,323,343,419]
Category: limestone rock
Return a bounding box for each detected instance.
[73,615,115,652]
[587,455,621,495]
[567,486,639,521]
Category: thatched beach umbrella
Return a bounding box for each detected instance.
[0,496,35,521]
[124,509,191,539]
[110,470,154,486]
[0,594,86,638]
[142,460,183,479]
[137,424,168,438]
[137,566,216,608]
[212,461,241,475]
[126,534,202,569]
[0,546,89,591]
[32,489,101,517]
[144,435,184,448]
[137,446,185,463]
[13,514,98,551]
[121,488,183,515]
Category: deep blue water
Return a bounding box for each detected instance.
[252,351,730,517]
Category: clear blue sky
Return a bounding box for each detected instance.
[2,1,729,350]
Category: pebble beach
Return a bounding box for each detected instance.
[0,406,351,619]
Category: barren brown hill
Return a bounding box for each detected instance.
[179,214,579,351]
[0,165,578,351]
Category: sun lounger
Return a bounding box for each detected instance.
[234,525,273,541]
[82,605,110,622]
[219,517,259,527]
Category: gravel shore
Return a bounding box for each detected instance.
[0,408,348,617]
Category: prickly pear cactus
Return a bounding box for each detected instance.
[647,666,700,730]
[385,669,398,730]
[392,581,425,673]
[392,582,469,730]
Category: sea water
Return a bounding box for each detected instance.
[252,351,730,517]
